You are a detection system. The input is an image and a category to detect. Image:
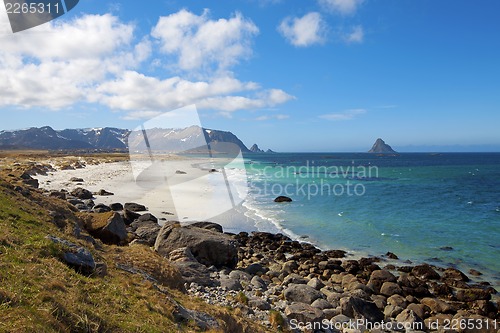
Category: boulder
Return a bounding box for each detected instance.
[412,264,440,280]
[311,298,333,310]
[96,189,114,196]
[70,177,84,182]
[228,270,252,281]
[46,235,95,275]
[455,288,491,302]
[283,284,324,304]
[274,196,292,203]
[68,198,84,206]
[124,202,147,212]
[188,222,223,233]
[284,302,323,323]
[20,172,39,188]
[384,304,404,318]
[244,263,266,275]
[323,249,347,258]
[283,273,306,285]
[248,297,271,311]
[250,275,267,290]
[49,191,67,200]
[367,269,397,293]
[92,203,111,213]
[84,212,127,245]
[380,281,403,296]
[134,222,161,247]
[395,309,423,326]
[122,209,141,225]
[71,187,93,200]
[420,297,453,314]
[340,296,384,323]
[406,303,426,319]
[387,295,408,308]
[442,268,469,282]
[168,247,214,286]
[154,223,238,268]
[110,203,124,211]
[219,277,242,291]
[307,277,325,290]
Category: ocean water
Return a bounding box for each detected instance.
[234,153,500,286]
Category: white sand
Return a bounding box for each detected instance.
[35,157,257,232]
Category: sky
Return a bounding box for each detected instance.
[0,0,499,152]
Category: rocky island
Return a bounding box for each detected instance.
[368,138,398,154]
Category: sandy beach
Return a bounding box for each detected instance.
[35,156,255,233]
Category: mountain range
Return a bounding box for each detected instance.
[0,126,260,153]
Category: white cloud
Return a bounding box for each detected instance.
[318,0,364,15]
[343,25,364,43]
[151,9,259,74]
[319,108,366,120]
[94,71,293,114]
[0,13,136,109]
[0,10,294,117]
[255,114,289,121]
[278,12,327,47]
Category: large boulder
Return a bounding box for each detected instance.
[442,268,469,282]
[283,284,324,304]
[130,213,161,246]
[284,303,323,323]
[274,196,292,203]
[367,269,397,293]
[46,235,95,275]
[71,187,93,199]
[188,222,223,233]
[168,247,214,286]
[124,202,147,212]
[84,212,127,245]
[412,264,440,280]
[154,222,238,268]
[340,296,384,323]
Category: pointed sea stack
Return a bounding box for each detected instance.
[249,144,265,153]
[368,138,397,153]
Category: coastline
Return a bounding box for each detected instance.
[16,156,499,331]
[36,155,500,290]
[34,157,500,293]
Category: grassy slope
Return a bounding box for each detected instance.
[0,166,269,332]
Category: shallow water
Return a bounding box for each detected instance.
[236,153,500,287]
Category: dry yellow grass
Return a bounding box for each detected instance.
[0,157,272,333]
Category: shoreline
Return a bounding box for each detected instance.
[15,156,499,331]
[33,157,500,294]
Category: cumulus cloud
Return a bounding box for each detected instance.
[0,9,294,117]
[278,12,327,47]
[319,108,366,120]
[318,0,364,15]
[343,25,364,43]
[0,13,136,109]
[151,9,259,74]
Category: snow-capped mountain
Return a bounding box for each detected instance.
[0,126,252,152]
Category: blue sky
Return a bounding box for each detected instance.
[1,0,499,151]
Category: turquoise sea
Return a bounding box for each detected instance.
[233,153,500,287]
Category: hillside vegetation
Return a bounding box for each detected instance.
[0,156,268,333]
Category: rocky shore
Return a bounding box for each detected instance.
[16,161,500,332]
[54,193,500,331]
